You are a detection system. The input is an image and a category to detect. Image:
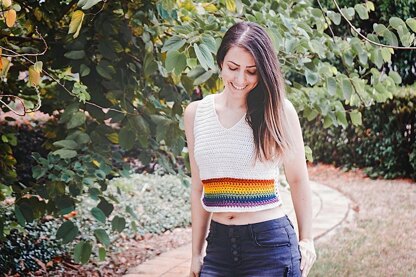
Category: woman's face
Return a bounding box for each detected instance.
[220,46,259,97]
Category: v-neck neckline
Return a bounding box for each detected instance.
[212,94,246,130]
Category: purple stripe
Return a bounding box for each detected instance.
[203,197,279,207]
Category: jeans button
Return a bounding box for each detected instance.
[232,250,238,255]
[234,257,239,262]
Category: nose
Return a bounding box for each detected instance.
[235,70,246,84]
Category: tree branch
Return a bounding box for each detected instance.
[330,0,416,50]
[0,34,43,43]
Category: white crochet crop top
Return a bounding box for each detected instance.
[193,94,283,212]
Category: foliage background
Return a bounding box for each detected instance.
[0,0,415,269]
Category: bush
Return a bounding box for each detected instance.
[302,86,416,180]
[0,210,63,275]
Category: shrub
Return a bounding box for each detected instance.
[0,210,63,275]
[302,86,416,180]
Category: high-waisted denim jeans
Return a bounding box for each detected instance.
[200,215,302,277]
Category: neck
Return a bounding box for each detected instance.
[219,88,247,111]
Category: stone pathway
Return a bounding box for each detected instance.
[124,181,352,277]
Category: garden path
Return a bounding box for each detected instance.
[124,181,353,277]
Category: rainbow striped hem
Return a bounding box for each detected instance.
[201,177,281,212]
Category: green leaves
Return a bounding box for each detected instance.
[389,17,406,30]
[64,50,86,60]
[94,229,110,247]
[194,43,215,70]
[350,110,362,126]
[74,241,92,264]
[91,207,106,223]
[326,11,341,25]
[56,221,79,244]
[201,35,217,53]
[354,4,368,20]
[165,51,187,75]
[406,18,416,33]
[53,140,78,150]
[162,36,186,52]
[119,127,135,150]
[326,77,337,96]
[67,112,86,129]
[112,215,126,232]
[305,69,319,86]
[53,149,78,159]
[72,82,91,103]
[341,78,353,100]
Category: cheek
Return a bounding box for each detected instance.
[221,69,234,80]
[249,76,259,86]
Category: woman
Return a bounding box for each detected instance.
[184,21,316,277]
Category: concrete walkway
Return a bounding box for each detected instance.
[124,181,352,277]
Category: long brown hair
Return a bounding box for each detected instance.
[216,21,294,161]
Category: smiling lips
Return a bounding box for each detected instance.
[231,82,248,90]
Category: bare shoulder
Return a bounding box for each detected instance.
[283,98,299,119]
[184,100,201,126]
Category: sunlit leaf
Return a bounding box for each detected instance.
[1,0,12,8]
[79,0,102,10]
[354,4,368,20]
[28,65,41,86]
[406,18,416,33]
[350,110,362,126]
[5,9,16,28]
[225,0,236,12]
[68,10,85,39]
[0,57,11,76]
[33,61,43,73]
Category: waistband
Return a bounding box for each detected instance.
[208,215,292,239]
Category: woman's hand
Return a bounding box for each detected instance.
[299,239,316,277]
[189,255,203,277]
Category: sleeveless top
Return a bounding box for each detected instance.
[193,94,283,212]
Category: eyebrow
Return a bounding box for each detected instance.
[227,61,256,68]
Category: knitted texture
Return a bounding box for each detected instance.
[193,94,282,212]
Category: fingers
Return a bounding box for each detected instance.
[298,240,317,277]
[300,253,306,270]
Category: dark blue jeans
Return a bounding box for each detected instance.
[200,215,301,277]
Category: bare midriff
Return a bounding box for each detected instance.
[211,205,286,225]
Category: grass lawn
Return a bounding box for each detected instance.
[308,164,416,276]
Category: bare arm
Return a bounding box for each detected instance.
[184,101,212,264]
[282,99,313,242]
